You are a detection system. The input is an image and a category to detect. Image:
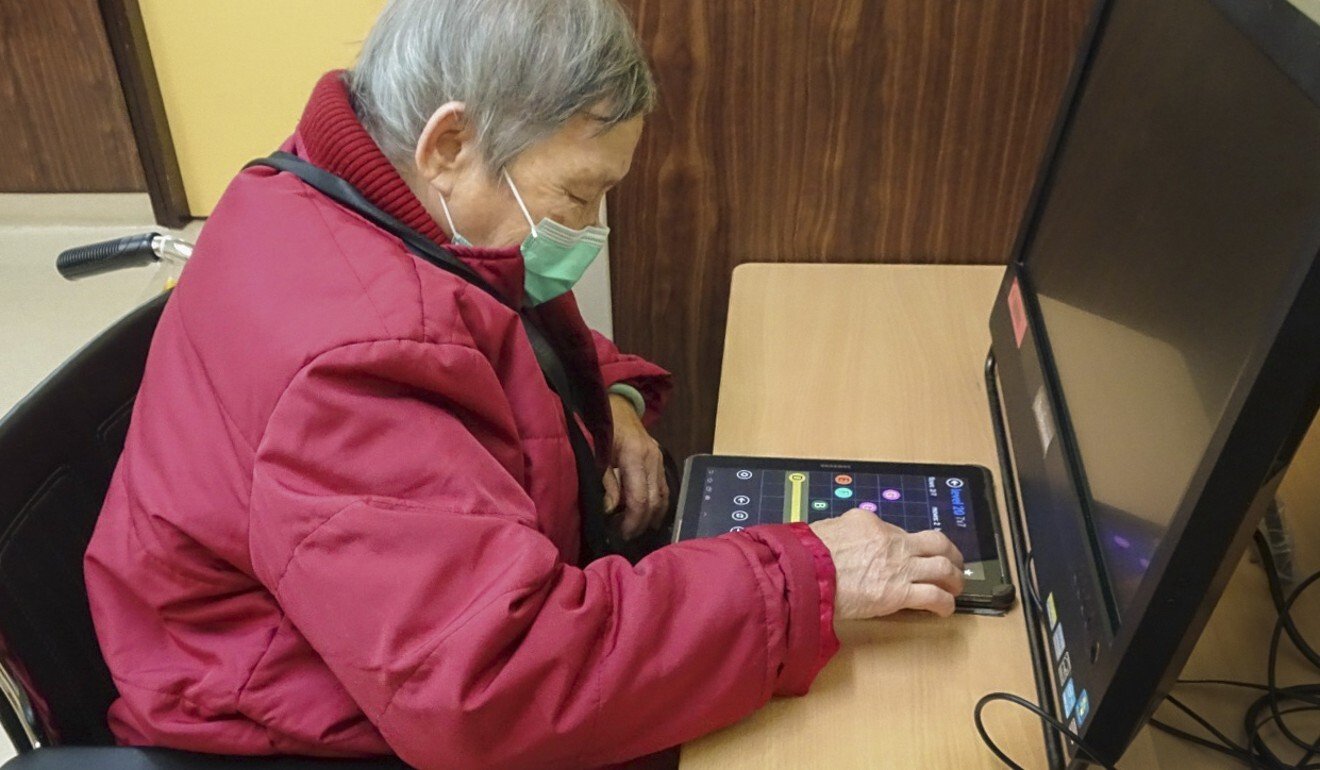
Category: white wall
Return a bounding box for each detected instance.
[577,198,615,339]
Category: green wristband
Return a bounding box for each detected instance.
[607,383,646,417]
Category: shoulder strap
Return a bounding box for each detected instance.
[248,152,504,303]
[244,153,611,560]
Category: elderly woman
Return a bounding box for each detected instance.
[85,0,965,767]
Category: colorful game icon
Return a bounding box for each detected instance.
[811,500,829,511]
[1061,679,1077,718]
[834,474,853,485]
[881,489,902,501]
[1076,690,1090,725]
[834,487,854,500]
[859,502,878,512]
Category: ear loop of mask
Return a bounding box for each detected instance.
[436,169,542,244]
[436,191,464,243]
[502,168,540,238]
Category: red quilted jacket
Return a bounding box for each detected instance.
[84,72,839,769]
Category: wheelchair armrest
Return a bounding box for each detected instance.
[1,747,409,769]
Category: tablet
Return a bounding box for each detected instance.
[674,455,1016,613]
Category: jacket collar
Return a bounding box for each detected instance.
[294,70,526,305]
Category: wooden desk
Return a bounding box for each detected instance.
[679,263,1319,769]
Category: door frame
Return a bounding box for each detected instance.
[98,0,190,227]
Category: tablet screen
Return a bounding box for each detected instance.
[690,464,992,580]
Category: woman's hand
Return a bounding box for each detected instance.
[810,509,966,619]
[603,393,669,540]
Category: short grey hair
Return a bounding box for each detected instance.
[348,0,655,174]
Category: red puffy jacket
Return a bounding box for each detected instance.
[84,72,838,769]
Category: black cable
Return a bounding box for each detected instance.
[974,531,1319,769]
[1149,717,1256,765]
[1255,531,1320,670]
[1154,684,1320,769]
[1153,681,1271,768]
[1147,535,1320,770]
[1178,678,1272,692]
[974,692,1117,769]
[1166,694,1253,758]
[1258,566,1320,762]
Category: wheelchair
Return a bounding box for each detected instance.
[0,234,407,769]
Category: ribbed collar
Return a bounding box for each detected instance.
[295,71,535,304]
[296,70,449,245]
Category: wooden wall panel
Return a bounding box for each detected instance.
[611,0,1095,460]
[0,0,144,192]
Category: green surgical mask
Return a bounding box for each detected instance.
[438,171,608,305]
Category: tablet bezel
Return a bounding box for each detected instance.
[674,454,1015,612]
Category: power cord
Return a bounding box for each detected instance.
[1151,679,1320,769]
[975,530,1320,768]
[1148,531,1320,770]
[974,692,1117,769]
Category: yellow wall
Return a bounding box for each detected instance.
[1294,0,1320,24]
[140,1,387,215]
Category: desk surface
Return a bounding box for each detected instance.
[679,263,1319,769]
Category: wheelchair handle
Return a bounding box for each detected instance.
[56,233,193,281]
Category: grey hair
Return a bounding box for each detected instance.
[348,0,655,174]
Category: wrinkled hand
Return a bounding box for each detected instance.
[602,393,669,540]
[810,509,966,619]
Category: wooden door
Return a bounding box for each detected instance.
[610,0,1096,460]
[0,0,143,192]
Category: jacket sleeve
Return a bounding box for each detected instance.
[248,338,838,770]
[590,330,672,425]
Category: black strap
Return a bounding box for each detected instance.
[244,152,611,560]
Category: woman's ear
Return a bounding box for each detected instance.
[414,101,472,193]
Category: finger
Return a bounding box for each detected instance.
[903,583,958,618]
[602,469,620,513]
[619,460,650,538]
[909,556,966,596]
[651,463,671,530]
[908,530,965,569]
[644,449,663,526]
[644,482,662,531]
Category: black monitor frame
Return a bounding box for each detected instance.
[986,0,1320,765]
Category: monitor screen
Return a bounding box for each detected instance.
[1024,0,1320,620]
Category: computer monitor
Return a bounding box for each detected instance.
[986,0,1320,764]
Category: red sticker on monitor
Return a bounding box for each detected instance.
[1008,279,1028,347]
